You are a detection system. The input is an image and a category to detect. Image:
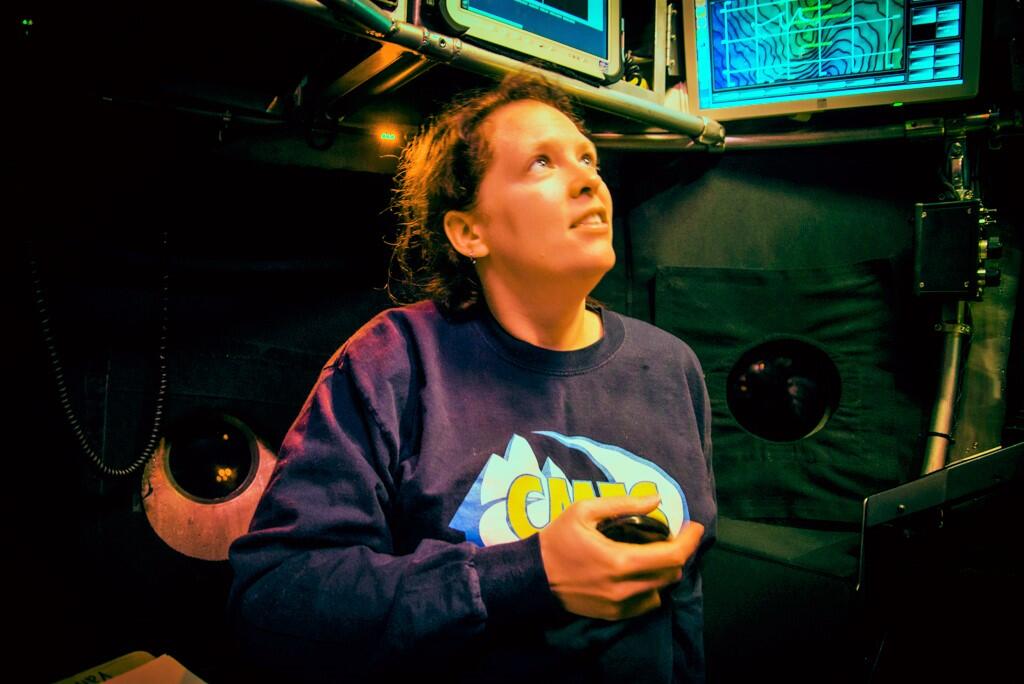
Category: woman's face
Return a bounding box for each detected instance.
[466,99,615,298]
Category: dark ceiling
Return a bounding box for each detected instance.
[15,0,1024,174]
[17,1,501,173]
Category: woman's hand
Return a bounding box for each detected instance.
[538,495,705,620]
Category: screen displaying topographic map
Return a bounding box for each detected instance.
[710,0,906,89]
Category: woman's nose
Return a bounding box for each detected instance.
[570,166,601,197]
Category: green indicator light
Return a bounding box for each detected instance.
[893,102,904,107]
[22,18,34,26]
[379,132,397,141]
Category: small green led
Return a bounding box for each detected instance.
[379,131,397,141]
[22,18,34,26]
[893,101,904,107]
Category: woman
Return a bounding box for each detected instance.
[228,72,716,683]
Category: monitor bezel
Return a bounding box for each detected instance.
[438,1,623,83]
[681,0,983,121]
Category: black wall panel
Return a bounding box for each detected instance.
[622,143,944,523]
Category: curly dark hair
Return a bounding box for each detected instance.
[390,72,586,313]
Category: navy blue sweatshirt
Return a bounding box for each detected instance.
[228,301,716,682]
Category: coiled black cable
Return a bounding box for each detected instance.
[28,233,170,477]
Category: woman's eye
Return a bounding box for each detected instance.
[531,156,550,170]
[582,153,599,169]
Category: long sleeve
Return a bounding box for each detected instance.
[227,303,718,682]
[227,351,554,682]
[672,352,717,684]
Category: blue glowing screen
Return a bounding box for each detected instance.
[692,0,971,111]
[461,0,608,59]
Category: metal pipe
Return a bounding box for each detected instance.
[319,45,435,121]
[728,125,907,149]
[312,0,725,145]
[317,0,396,36]
[591,112,1022,151]
[922,301,970,475]
[389,22,724,143]
[590,126,908,150]
[362,54,435,96]
[591,132,702,151]
[591,126,905,151]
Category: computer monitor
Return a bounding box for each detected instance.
[435,1,623,83]
[681,0,982,121]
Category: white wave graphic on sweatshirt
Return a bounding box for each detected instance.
[449,431,688,546]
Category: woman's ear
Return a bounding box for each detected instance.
[443,210,490,260]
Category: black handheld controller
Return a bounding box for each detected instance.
[597,514,670,544]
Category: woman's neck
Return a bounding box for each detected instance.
[482,288,603,351]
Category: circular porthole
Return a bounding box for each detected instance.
[164,413,257,502]
[726,339,842,443]
[142,413,277,561]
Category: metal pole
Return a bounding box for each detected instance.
[318,0,395,35]
[590,111,1020,151]
[922,301,970,475]
[314,0,726,145]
